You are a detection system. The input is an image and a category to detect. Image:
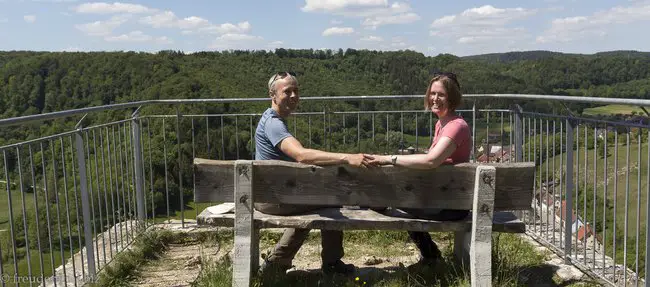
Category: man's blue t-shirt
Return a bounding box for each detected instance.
[255,108,294,161]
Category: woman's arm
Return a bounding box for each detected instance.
[366,136,457,169]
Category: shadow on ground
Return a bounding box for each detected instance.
[257,261,601,287]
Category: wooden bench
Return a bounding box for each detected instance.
[193,158,535,287]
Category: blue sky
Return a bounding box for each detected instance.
[0,0,649,56]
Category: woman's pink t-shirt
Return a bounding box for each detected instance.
[430,115,471,164]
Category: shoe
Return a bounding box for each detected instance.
[322,260,356,275]
[259,259,291,277]
[407,256,439,273]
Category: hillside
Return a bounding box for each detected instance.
[462,50,650,63]
[1,48,649,148]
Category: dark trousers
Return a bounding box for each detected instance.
[401,208,470,259]
[254,203,344,266]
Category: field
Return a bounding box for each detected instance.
[582,105,646,116]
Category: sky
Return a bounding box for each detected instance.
[0,0,649,57]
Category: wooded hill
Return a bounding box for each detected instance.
[1,48,650,144]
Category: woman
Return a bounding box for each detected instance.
[364,72,472,270]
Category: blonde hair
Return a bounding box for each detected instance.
[424,74,462,111]
[268,72,298,96]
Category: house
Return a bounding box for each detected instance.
[477,145,513,163]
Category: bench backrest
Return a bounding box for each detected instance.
[193,158,535,210]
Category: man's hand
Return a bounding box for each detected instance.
[344,153,369,168]
[363,154,390,166]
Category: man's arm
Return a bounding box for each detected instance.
[364,137,457,169]
[279,136,365,167]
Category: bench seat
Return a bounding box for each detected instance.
[197,207,525,233]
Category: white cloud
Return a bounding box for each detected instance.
[32,0,78,2]
[431,5,535,29]
[104,30,173,44]
[140,11,209,29]
[357,35,412,50]
[267,40,284,48]
[208,33,263,49]
[60,46,83,52]
[190,22,251,35]
[23,15,36,23]
[362,12,419,29]
[537,1,650,43]
[429,5,535,45]
[322,26,354,36]
[303,0,387,12]
[303,0,419,28]
[141,11,251,36]
[75,14,129,36]
[360,35,382,42]
[74,2,154,14]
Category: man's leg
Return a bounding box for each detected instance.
[255,203,354,274]
[255,203,315,268]
[265,228,311,267]
[321,229,355,274]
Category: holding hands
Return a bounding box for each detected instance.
[343,154,391,168]
[362,154,392,166]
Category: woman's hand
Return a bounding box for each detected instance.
[363,154,390,166]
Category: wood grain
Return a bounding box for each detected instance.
[196,207,525,233]
[194,158,535,211]
[470,166,495,287]
[232,161,258,287]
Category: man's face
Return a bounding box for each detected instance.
[271,77,300,116]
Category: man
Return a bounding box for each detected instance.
[254,71,368,276]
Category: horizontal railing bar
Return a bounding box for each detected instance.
[81,118,133,131]
[144,112,327,118]
[0,119,133,150]
[1,94,649,127]
[143,109,513,118]
[0,130,78,150]
[522,111,650,129]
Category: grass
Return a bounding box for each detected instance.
[89,229,178,287]
[0,184,36,231]
[582,105,646,116]
[192,230,601,287]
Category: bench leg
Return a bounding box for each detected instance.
[233,161,259,287]
[470,166,495,287]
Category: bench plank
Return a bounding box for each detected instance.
[470,165,495,286]
[196,207,525,233]
[233,161,258,287]
[194,159,535,211]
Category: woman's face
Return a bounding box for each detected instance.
[428,80,451,118]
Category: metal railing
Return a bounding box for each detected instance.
[0,94,649,286]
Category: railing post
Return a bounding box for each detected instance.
[74,125,97,280]
[564,118,575,263]
[512,104,524,163]
[471,102,476,161]
[132,112,146,226]
[176,107,185,228]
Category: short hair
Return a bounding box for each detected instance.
[268,72,298,96]
[424,74,462,111]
